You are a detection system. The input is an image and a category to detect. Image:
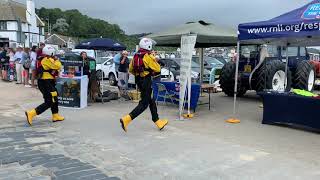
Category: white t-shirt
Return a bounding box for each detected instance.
[9,52,15,62]
[30,51,37,69]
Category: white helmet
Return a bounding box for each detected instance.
[42,45,57,56]
[139,38,156,51]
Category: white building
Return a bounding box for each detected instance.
[0,0,45,48]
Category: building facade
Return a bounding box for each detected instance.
[0,0,45,48]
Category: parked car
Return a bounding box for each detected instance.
[203,57,225,79]
[97,56,175,86]
[212,56,229,65]
[96,57,118,85]
[159,58,211,83]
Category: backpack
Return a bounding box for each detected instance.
[23,58,32,69]
[133,49,150,74]
[133,54,145,74]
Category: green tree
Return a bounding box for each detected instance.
[52,18,69,34]
[36,7,139,50]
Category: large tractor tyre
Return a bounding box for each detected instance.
[220,62,247,97]
[255,61,292,92]
[293,61,315,91]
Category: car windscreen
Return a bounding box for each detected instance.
[212,57,227,64]
[206,57,224,66]
[96,57,112,64]
[172,58,200,68]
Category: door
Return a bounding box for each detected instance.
[102,59,113,78]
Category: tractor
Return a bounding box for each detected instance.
[310,60,320,89]
[220,45,316,97]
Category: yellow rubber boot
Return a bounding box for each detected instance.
[52,114,65,122]
[120,115,132,132]
[155,119,168,130]
[25,109,37,126]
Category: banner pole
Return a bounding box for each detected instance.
[233,41,240,115]
[179,34,197,120]
[226,41,241,123]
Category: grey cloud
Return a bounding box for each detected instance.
[17,0,310,34]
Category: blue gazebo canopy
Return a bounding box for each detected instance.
[75,38,126,51]
[238,0,320,46]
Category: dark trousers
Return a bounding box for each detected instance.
[35,79,59,115]
[129,76,159,122]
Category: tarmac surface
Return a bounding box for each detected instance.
[0,80,320,180]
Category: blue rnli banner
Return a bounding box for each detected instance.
[238,0,320,41]
[302,3,320,19]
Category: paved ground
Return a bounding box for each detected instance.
[1,81,320,180]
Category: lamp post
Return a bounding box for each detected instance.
[45,18,51,34]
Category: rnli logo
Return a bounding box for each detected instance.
[302,3,320,19]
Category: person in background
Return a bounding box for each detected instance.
[81,51,90,77]
[120,38,168,132]
[14,46,24,84]
[30,46,38,87]
[8,48,15,81]
[37,42,45,57]
[118,50,130,93]
[0,47,7,80]
[81,51,96,91]
[170,53,176,59]
[22,48,31,87]
[25,45,64,126]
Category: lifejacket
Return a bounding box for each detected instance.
[35,56,58,79]
[132,49,150,74]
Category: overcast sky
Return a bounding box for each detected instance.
[17,0,310,34]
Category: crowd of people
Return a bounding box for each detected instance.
[0,43,46,88]
[1,39,168,131]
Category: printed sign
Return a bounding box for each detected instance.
[89,60,96,70]
[179,35,197,119]
[56,78,81,108]
[60,55,84,67]
[302,3,320,19]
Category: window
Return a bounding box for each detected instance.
[267,46,278,57]
[240,45,258,58]
[300,47,306,56]
[0,21,7,30]
[281,47,298,57]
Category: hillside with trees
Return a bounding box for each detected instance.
[36,8,138,50]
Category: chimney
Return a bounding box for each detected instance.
[26,0,37,33]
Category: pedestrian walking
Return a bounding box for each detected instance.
[14,46,24,84]
[120,38,168,132]
[25,45,64,126]
[30,46,38,87]
[118,50,130,94]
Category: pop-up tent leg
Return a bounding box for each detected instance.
[227,41,241,123]
[101,70,104,104]
[199,48,204,84]
[284,43,289,91]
